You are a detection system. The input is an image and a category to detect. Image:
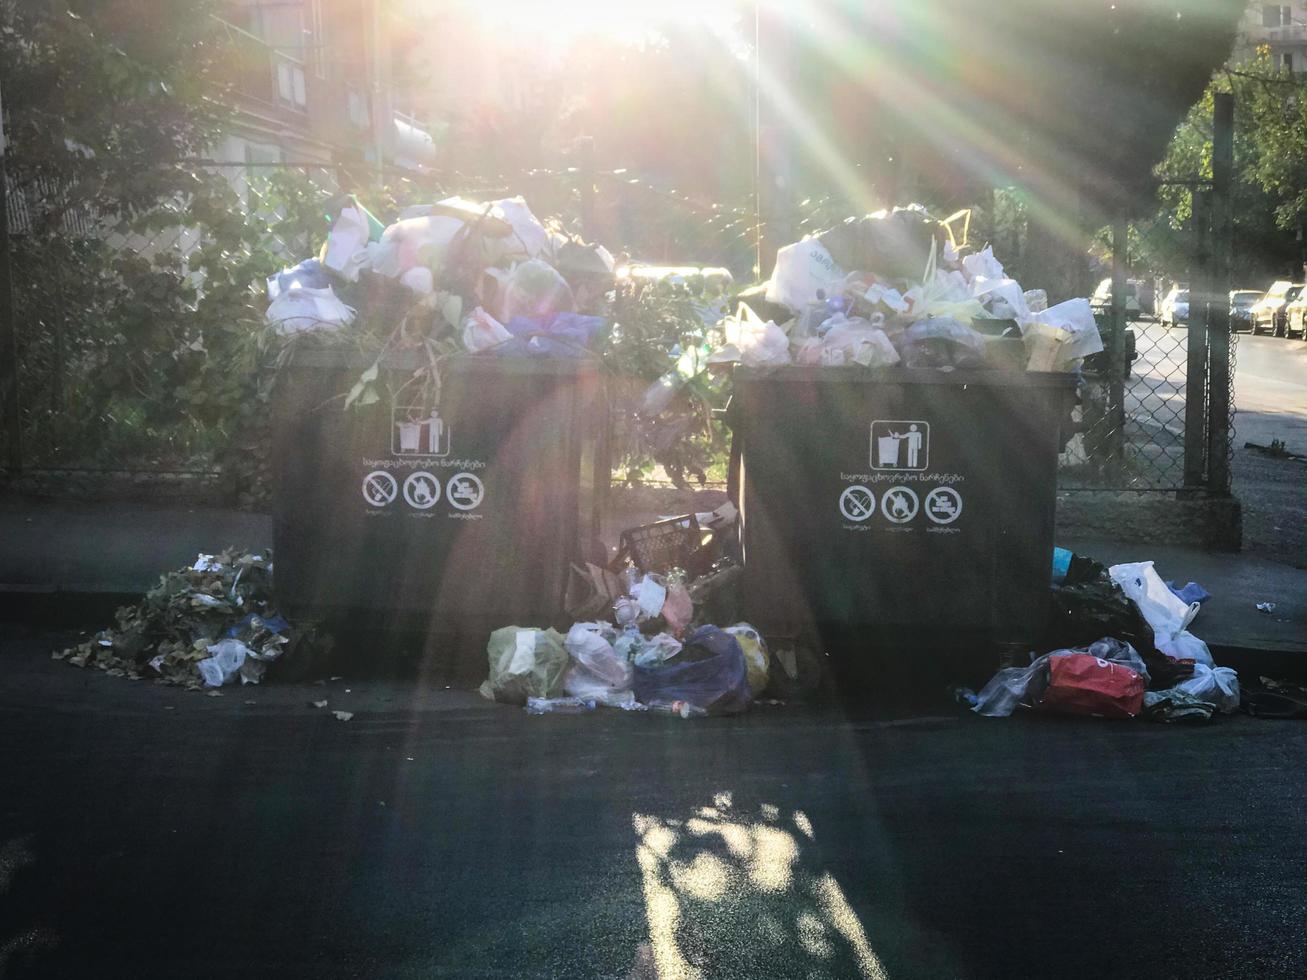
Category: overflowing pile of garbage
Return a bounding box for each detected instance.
[53,550,319,690]
[264,194,615,358]
[479,505,775,717]
[961,553,1239,723]
[712,206,1103,373]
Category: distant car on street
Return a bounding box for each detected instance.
[1283,289,1307,339]
[1090,278,1144,319]
[1229,289,1262,333]
[1159,286,1189,327]
[1250,280,1304,336]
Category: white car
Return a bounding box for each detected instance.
[1159,287,1189,327]
[1090,278,1143,318]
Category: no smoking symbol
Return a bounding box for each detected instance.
[839,485,875,522]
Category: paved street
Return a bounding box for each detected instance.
[2,626,1306,979]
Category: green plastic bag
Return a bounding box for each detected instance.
[480,627,568,704]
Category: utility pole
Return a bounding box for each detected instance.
[754,1,793,279]
[370,0,389,184]
[0,78,21,472]
[1206,92,1234,495]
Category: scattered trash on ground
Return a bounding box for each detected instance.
[483,501,797,718]
[969,550,1245,724]
[1244,438,1306,461]
[1255,601,1277,614]
[53,549,328,690]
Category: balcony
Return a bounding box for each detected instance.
[219,18,311,116]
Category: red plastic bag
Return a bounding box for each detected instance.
[1039,653,1146,719]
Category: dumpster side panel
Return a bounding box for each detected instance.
[273,357,601,629]
[734,368,1070,649]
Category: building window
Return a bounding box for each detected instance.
[1282,51,1295,72]
[1263,4,1291,28]
[310,0,327,79]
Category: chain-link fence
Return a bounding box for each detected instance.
[1056,183,1235,494]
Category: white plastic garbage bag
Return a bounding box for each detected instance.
[1173,663,1240,714]
[962,244,1005,281]
[816,318,900,367]
[1155,629,1216,667]
[265,284,355,335]
[463,307,512,353]
[197,638,250,687]
[765,238,846,313]
[864,282,909,314]
[322,204,371,282]
[370,214,465,279]
[563,622,634,704]
[1109,561,1200,641]
[489,196,553,261]
[971,276,1031,322]
[1025,297,1104,370]
[723,303,791,367]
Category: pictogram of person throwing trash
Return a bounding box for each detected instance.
[876,423,925,469]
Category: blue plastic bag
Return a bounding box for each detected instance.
[632,625,751,714]
[497,312,605,358]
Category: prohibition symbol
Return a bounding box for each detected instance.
[881,486,920,524]
[839,485,876,522]
[361,470,398,507]
[403,471,441,510]
[925,487,963,524]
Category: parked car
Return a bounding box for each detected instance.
[1229,289,1262,333]
[1250,280,1304,335]
[1090,278,1144,319]
[1159,287,1188,327]
[1283,290,1307,339]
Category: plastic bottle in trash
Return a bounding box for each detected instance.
[525,696,597,715]
[645,700,708,719]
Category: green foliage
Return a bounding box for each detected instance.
[1147,54,1307,282]
[602,280,731,488]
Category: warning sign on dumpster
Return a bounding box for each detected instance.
[838,418,965,534]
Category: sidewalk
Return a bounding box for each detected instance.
[2,495,1303,664]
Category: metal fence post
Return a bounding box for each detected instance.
[1108,209,1128,481]
[0,78,21,473]
[1183,189,1210,491]
[1206,92,1234,495]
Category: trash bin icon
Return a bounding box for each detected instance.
[876,435,901,467]
[396,420,422,453]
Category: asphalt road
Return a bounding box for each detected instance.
[2,627,1306,979]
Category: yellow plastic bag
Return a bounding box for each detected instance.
[726,623,769,697]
